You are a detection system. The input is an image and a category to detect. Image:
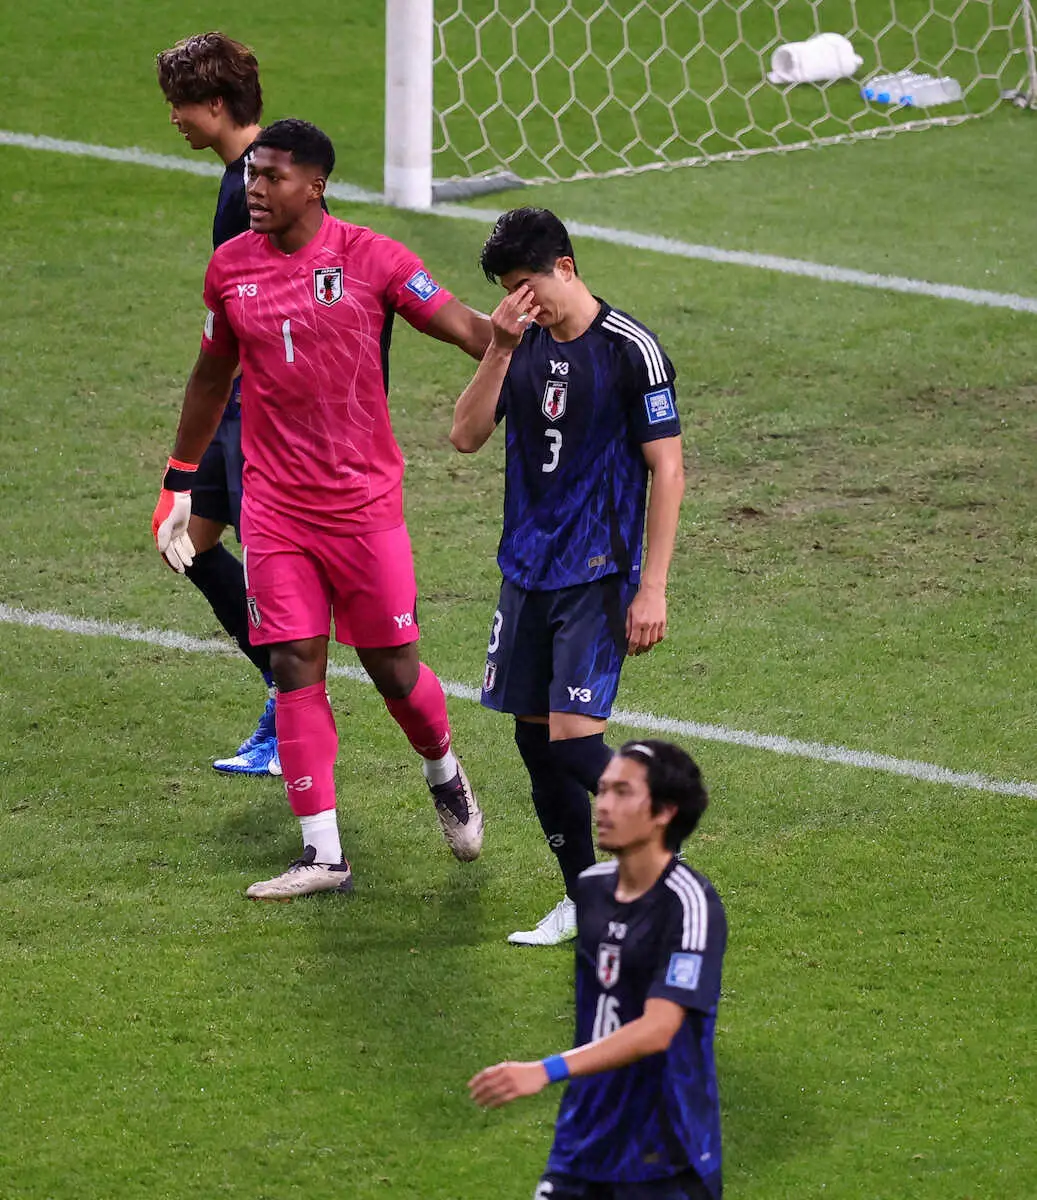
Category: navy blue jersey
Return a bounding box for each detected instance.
[213,152,251,250]
[547,857,726,1195]
[495,300,680,592]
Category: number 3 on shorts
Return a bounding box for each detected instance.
[488,609,504,655]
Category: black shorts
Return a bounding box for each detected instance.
[191,392,244,539]
[480,575,635,720]
[534,1166,716,1200]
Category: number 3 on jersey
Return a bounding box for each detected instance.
[542,428,562,473]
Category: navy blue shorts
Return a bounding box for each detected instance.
[191,389,243,539]
[480,575,635,719]
[534,1167,715,1200]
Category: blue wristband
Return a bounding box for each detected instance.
[542,1054,570,1084]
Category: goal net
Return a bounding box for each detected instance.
[384,0,1037,205]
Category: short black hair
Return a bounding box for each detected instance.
[250,118,335,178]
[156,32,263,127]
[617,739,709,852]
[480,207,577,283]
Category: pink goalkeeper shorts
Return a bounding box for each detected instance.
[241,515,420,649]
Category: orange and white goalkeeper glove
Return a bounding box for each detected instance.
[152,457,198,573]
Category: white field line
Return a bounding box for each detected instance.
[2,602,1034,801]
[4,129,1037,314]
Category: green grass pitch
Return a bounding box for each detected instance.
[0,3,1034,1198]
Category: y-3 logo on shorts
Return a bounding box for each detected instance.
[567,686,592,703]
[393,612,414,629]
[286,776,313,793]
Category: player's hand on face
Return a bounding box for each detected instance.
[626,584,667,656]
[491,285,541,351]
[468,1060,550,1108]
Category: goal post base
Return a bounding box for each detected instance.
[432,173,526,204]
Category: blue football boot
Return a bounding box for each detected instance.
[213,697,281,776]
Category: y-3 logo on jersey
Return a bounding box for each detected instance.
[237,283,258,297]
[549,359,569,375]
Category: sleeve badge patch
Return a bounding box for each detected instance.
[405,269,441,302]
[665,952,703,990]
[644,386,677,425]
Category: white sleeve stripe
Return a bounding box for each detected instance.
[601,313,665,386]
[602,310,666,381]
[665,869,709,951]
[602,311,667,386]
[580,861,619,878]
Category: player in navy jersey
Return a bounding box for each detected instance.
[451,208,685,944]
[155,32,279,775]
[470,739,725,1200]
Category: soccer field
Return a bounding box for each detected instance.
[1,4,1035,1199]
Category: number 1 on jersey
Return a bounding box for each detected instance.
[542,428,562,473]
[281,318,295,364]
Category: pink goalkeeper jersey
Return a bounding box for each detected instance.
[201,213,453,531]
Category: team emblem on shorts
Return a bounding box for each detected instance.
[247,597,262,629]
[597,943,621,989]
[483,660,497,692]
[542,380,567,421]
[314,266,344,307]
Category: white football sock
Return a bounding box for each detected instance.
[299,809,343,864]
[422,748,459,788]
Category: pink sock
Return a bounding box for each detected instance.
[276,682,339,817]
[383,662,452,760]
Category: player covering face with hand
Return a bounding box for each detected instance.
[469,740,726,1200]
[153,119,492,899]
[451,207,685,945]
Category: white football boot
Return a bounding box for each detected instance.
[507,896,577,946]
[246,846,353,901]
[428,763,484,861]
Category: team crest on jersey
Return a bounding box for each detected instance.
[314,266,344,307]
[597,943,622,989]
[247,597,262,629]
[483,660,497,692]
[542,380,568,421]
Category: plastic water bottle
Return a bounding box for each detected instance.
[903,75,962,107]
[861,70,961,107]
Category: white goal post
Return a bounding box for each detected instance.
[385,0,1037,209]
